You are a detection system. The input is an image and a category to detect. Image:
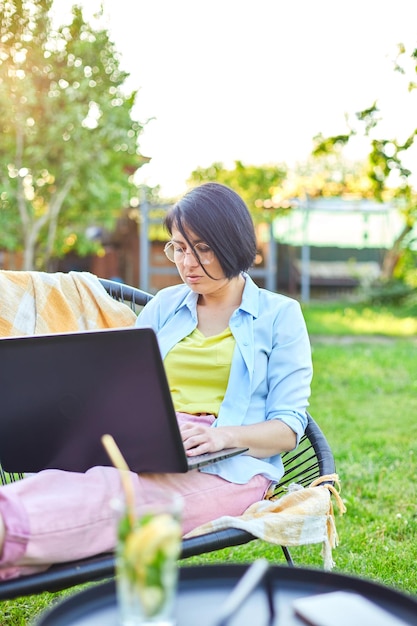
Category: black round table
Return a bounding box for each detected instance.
[34,564,417,626]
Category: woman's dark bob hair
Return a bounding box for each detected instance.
[164,182,257,279]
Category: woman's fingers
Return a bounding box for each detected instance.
[180,423,220,454]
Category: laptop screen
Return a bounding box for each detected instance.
[0,328,190,474]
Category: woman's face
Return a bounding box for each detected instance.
[169,226,229,294]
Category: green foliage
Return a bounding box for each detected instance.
[288,153,376,199]
[188,160,289,223]
[310,41,417,281]
[312,133,351,156]
[0,0,146,269]
[364,279,417,309]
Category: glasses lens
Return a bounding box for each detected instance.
[164,242,176,262]
[164,242,214,265]
[194,243,214,265]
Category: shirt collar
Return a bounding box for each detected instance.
[175,272,260,319]
[239,272,260,318]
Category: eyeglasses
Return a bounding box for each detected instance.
[164,241,214,265]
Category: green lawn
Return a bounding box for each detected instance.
[302,301,417,337]
[184,338,417,592]
[1,301,417,624]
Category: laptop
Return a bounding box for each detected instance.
[0,327,247,474]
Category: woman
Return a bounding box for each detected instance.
[0,182,312,579]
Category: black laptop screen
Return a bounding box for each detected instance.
[0,328,189,474]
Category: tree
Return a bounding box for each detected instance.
[281,152,376,200]
[188,160,289,223]
[311,42,417,281]
[0,0,147,269]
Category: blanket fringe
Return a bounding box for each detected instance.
[185,473,346,570]
[309,474,347,517]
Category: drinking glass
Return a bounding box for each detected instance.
[114,492,182,626]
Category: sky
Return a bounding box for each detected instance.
[52,0,417,197]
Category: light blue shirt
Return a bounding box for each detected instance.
[135,273,313,485]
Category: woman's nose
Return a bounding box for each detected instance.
[183,249,199,266]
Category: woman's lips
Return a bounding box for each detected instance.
[186,274,202,284]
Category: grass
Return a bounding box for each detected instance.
[1,301,417,624]
[301,301,417,337]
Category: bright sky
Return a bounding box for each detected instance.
[53,0,417,197]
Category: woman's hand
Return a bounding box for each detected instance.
[180,422,232,456]
[180,419,297,458]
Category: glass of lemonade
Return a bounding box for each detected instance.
[114,492,183,626]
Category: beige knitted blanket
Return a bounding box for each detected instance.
[0,270,137,336]
[185,475,346,570]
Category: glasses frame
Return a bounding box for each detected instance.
[163,241,214,266]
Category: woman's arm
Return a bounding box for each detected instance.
[180,418,297,459]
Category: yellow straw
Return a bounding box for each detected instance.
[101,434,136,526]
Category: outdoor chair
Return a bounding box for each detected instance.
[0,276,336,600]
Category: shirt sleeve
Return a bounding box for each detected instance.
[265,298,312,442]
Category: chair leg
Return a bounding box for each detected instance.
[281,545,295,566]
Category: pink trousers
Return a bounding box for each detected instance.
[0,414,269,580]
